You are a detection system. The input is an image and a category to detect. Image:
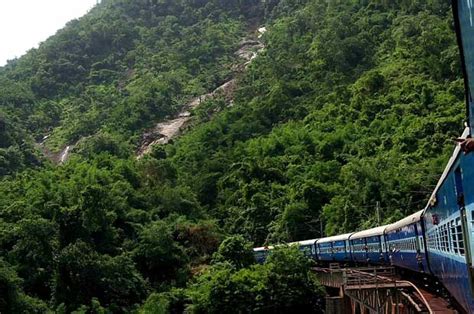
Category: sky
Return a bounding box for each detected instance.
[0,0,98,66]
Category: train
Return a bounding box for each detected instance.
[254,1,474,312]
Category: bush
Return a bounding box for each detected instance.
[0,259,49,313]
[188,246,325,313]
[139,288,188,314]
[212,235,255,269]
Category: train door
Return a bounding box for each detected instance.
[346,240,351,261]
[455,165,474,296]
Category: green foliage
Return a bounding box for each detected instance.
[168,0,464,241]
[0,0,252,161]
[134,220,189,287]
[73,131,131,159]
[140,288,187,314]
[0,0,468,311]
[188,246,325,313]
[0,259,49,313]
[55,240,148,312]
[212,235,255,269]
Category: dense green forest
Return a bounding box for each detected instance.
[0,0,467,312]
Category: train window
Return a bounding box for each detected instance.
[442,224,449,252]
[429,233,436,250]
[451,220,458,254]
[448,221,454,253]
[438,228,442,251]
[435,228,441,251]
[449,217,465,256]
[456,217,465,256]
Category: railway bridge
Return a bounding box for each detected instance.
[313,265,457,314]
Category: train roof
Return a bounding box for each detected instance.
[349,225,391,240]
[253,238,318,251]
[385,210,423,232]
[295,239,318,246]
[253,246,274,252]
[317,233,353,244]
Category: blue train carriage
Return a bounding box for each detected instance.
[384,210,429,273]
[349,225,390,264]
[290,239,318,260]
[424,0,474,312]
[423,129,474,313]
[253,239,318,264]
[253,245,274,263]
[316,233,352,263]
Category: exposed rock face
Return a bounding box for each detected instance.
[36,138,74,164]
[136,79,239,157]
[137,30,265,158]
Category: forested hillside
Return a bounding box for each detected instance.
[0,0,466,312]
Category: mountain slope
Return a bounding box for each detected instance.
[0,0,467,312]
[169,0,464,242]
[0,0,262,172]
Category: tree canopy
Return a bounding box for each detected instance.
[0,0,466,311]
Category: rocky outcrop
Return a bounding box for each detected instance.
[36,137,74,164]
[137,29,266,158]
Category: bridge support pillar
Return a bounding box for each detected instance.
[325,296,345,314]
[325,286,352,313]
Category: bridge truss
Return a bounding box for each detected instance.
[314,265,457,314]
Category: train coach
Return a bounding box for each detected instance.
[349,226,389,264]
[316,233,352,263]
[422,128,474,312]
[384,210,429,273]
[291,239,318,259]
[253,239,318,263]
